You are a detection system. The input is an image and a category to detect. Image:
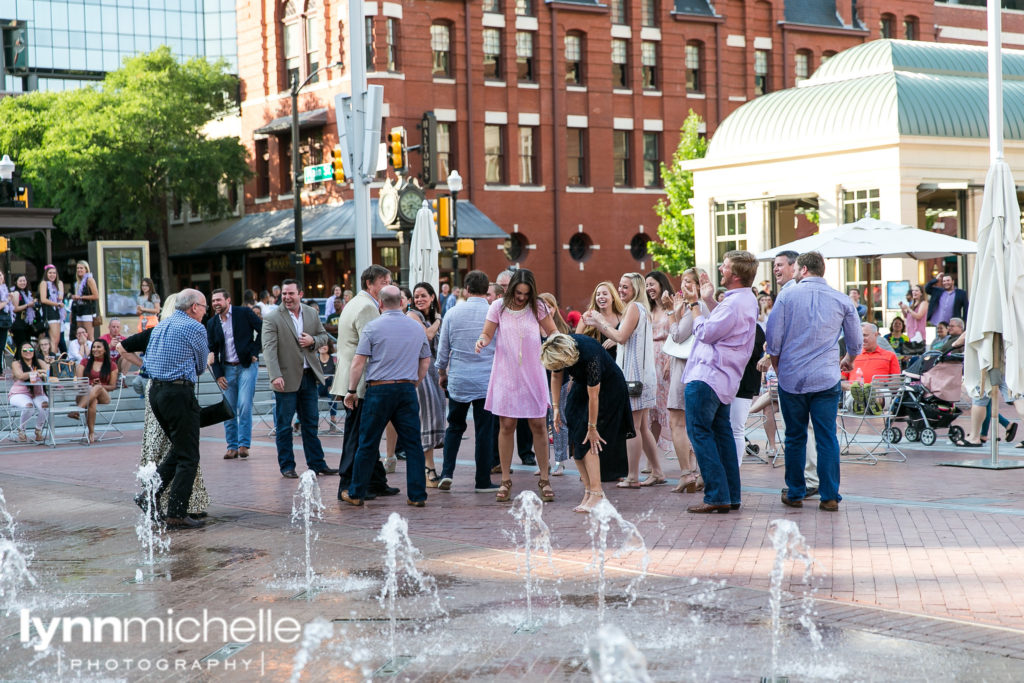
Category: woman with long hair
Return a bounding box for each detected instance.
[71,261,99,342]
[900,284,928,343]
[539,292,572,476]
[0,271,13,372]
[666,268,707,492]
[576,281,624,361]
[476,269,558,502]
[73,338,118,444]
[36,334,58,367]
[645,270,675,457]
[408,282,447,487]
[136,278,161,332]
[38,264,65,352]
[8,342,49,442]
[583,272,665,487]
[10,274,38,350]
[757,293,774,329]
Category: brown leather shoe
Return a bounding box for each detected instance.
[781,492,803,508]
[340,490,364,507]
[165,516,203,529]
[686,503,731,514]
[819,499,839,512]
[406,499,426,508]
[237,447,249,459]
[223,449,238,460]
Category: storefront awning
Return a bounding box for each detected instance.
[253,108,329,135]
[186,199,508,255]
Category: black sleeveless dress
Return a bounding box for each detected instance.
[563,334,633,482]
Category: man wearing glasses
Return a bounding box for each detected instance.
[134,288,210,529]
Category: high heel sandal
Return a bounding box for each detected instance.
[425,467,441,488]
[574,489,604,513]
[538,479,554,502]
[672,472,698,493]
[616,477,641,489]
[496,479,513,503]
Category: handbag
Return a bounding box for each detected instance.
[31,314,48,337]
[54,354,76,380]
[661,335,694,360]
[199,364,236,428]
[0,309,11,328]
[626,380,644,397]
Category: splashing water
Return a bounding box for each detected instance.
[586,624,652,683]
[290,470,326,596]
[289,617,333,683]
[0,487,16,539]
[0,538,37,616]
[134,463,169,567]
[586,499,649,624]
[509,491,555,624]
[767,519,820,682]
[376,513,443,663]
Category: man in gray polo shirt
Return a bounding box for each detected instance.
[341,285,432,507]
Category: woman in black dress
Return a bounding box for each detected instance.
[541,333,633,512]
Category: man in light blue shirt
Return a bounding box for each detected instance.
[766,251,861,512]
[435,270,497,491]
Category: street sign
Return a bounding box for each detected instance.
[303,162,333,184]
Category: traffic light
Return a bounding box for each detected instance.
[0,237,8,254]
[388,127,406,171]
[331,148,345,182]
[456,238,475,256]
[430,195,451,237]
[14,184,28,208]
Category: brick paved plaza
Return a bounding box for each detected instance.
[3,425,1024,681]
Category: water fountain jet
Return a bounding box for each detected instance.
[586,499,649,624]
[290,470,326,599]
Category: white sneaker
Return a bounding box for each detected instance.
[438,477,452,490]
[551,462,565,476]
[383,454,397,474]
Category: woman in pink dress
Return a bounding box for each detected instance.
[645,271,675,457]
[900,284,928,344]
[476,269,558,503]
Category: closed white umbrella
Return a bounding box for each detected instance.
[408,199,440,293]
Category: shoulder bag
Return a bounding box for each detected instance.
[199,364,236,428]
[625,303,648,398]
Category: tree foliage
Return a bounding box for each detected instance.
[647,111,708,275]
[0,47,250,272]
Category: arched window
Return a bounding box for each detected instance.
[431,21,453,77]
[904,15,918,41]
[794,49,812,83]
[879,13,895,39]
[565,31,585,86]
[282,0,322,89]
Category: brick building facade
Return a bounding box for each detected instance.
[215,0,1024,309]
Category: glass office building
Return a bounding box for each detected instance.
[0,0,237,92]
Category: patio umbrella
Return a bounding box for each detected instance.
[408,199,440,293]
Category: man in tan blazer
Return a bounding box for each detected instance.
[262,279,337,478]
[331,264,398,498]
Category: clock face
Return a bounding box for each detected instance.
[398,187,424,222]
[378,190,398,225]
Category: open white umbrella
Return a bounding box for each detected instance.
[408,199,440,293]
[756,217,977,261]
[942,5,1024,470]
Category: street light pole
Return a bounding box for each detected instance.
[447,169,462,288]
[290,63,342,284]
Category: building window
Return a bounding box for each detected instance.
[610,0,627,25]
[281,0,322,89]
[842,188,880,223]
[565,32,584,85]
[519,126,537,185]
[613,130,630,187]
[437,122,453,179]
[484,124,505,184]
[568,232,593,262]
[630,233,651,261]
[516,32,535,82]
[282,128,326,194]
[641,0,658,27]
[642,132,660,187]
[567,128,586,186]
[483,0,501,13]
[483,28,502,80]
[255,139,270,197]
[880,13,895,39]
[365,17,375,71]
[714,201,748,265]
[904,16,917,40]
[641,41,657,90]
[385,18,399,71]
[685,42,702,92]
[431,23,452,77]
[611,39,629,89]
[515,0,533,16]
[794,50,810,83]
[754,49,769,96]
[821,50,836,64]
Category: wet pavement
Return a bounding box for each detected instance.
[2,425,1024,681]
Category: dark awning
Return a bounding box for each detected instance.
[253,108,329,135]
[185,199,508,255]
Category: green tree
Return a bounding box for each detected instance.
[0,47,250,287]
[647,111,707,275]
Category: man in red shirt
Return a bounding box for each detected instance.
[842,323,901,389]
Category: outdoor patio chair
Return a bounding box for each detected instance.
[744,377,784,466]
[837,373,908,464]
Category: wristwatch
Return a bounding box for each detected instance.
[346,389,356,394]
[689,302,700,309]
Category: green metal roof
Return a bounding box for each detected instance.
[706,40,1024,160]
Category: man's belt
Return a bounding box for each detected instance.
[225,361,241,366]
[367,379,416,386]
[152,378,195,387]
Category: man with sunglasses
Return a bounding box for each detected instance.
[134,289,210,529]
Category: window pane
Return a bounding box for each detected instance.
[519,127,535,185]
[567,129,584,185]
[431,24,451,76]
[565,34,581,61]
[437,122,452,178]
[485,125,504,184]
[611,39,627,64]
[613,131,629,187]
[515,0,532,16]
[643,132,660,186]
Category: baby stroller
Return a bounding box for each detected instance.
[891,350,965,446]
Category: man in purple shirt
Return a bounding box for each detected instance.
[925,274,968,326]
[681,250,759,514]
[766,251,862,512]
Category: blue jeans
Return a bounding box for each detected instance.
[684,380,741,506]
[350,383,426,502]
[778,382,842,503]
[223,363,258,449]
[440,397,494,487]
[274,370,329,473]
